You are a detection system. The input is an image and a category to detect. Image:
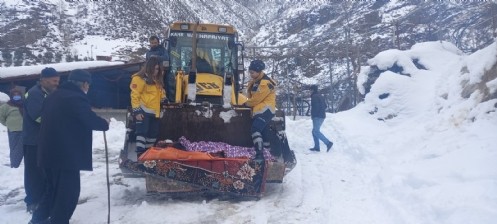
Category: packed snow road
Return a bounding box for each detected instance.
[1,111,494,223]
[1,116,394,224]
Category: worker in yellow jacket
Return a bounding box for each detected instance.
[244,60,277,159]
[130,56,166,156]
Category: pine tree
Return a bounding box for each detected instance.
[2,50,13,67]
[43,52,54,64]
[13,49,24,66]
[55,52,63,63]
[65,54,74,62]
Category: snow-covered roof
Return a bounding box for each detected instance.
[0,61,126,80]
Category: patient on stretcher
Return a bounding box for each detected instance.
[144,136,274,161]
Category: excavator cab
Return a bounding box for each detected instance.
[119,22,296,199]
[164,23,245,106]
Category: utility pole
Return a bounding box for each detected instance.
[292,83,297,120]
[492,2,497,38]
[394,21,400,49]
[343,3,351,82]
[329,60,334,112]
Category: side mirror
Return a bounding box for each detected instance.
[225,72,233,85]
[228,39,236,49]
[236,43,244,51]
[236,43,245,72]
[169,36,177,47]
[188,70,197,84]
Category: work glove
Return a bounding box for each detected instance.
[161,97,169,105]
[132,107,144,121]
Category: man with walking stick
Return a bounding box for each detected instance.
[30,69,109,224]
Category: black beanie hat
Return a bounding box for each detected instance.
[249,60,265,72]
[68,69,92,83]
[40,67,58,78]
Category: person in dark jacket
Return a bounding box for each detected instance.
[309,85,333,152]
[146,35,169,62]
[22,67,60,213]
[194,48,215,74]
[30,69,109,224]
[146,35,173,102]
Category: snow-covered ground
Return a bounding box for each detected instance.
[0,41,496,224]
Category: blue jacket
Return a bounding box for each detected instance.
[22,84,48,146]
[146,45,169,63]
[37,82,109,171]
[311,92,327,119]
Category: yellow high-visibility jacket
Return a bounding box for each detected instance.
[130,74,166,118]
[245,72,277,116]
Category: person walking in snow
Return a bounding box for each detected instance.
[243,59,277,159]
[309,85,333,152]
[22,67,60,213]
[30,69,109,224]
[0,88,25,168]
[130,56,167,158]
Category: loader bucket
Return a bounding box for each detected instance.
[119,104,296,199]
[159,104,253,146]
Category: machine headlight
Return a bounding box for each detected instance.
[180,24,189,30]
[218,27,227,33]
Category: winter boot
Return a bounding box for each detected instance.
[309,147,320,152]
[28,218,50,224]
[326,142,334,152]
[26,203,38,214]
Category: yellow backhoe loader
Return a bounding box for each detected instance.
[119,22,296,199]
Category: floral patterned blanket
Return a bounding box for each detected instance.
[122,156,268,197]
[178,136,274,160]
[122,137,270,197]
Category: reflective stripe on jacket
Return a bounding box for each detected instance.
[22,84,48,146]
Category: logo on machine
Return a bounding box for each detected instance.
[196,82,220,92]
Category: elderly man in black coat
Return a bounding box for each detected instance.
[30,69,109,224]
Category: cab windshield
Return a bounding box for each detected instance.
[168,32,236,77]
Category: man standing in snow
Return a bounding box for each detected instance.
[309,85,333,152]
[22,67,60,213]
[30,69,109,224]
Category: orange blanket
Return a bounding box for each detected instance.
[138,147,249,162]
